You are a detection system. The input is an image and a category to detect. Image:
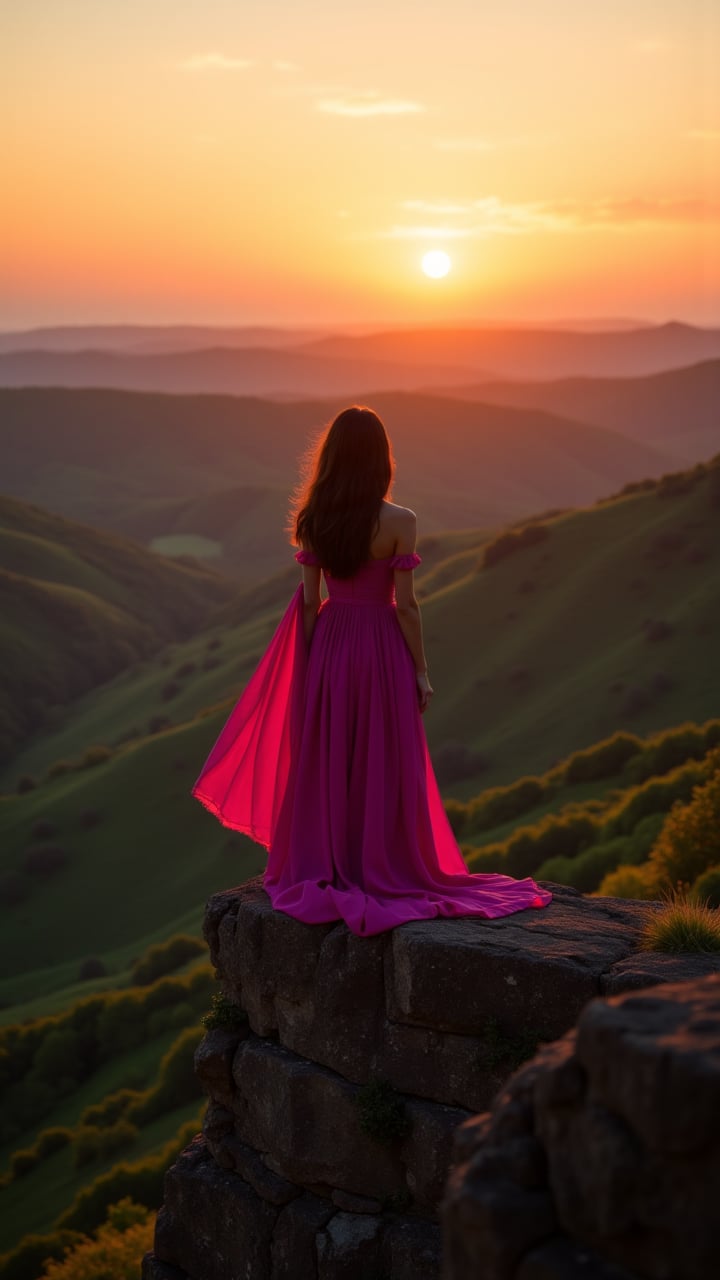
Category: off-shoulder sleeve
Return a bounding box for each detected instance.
[389,552,422,570]
[295,548,321,566]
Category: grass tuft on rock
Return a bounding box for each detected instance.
[639,893,720,953]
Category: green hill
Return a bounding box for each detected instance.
[424,458,720,792]
[0,385,677,584]
[0,496,237,765]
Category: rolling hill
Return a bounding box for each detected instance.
[1,460,712,952]
[0,495,237,764]
[0,387,679,584]
[434,358,720,463]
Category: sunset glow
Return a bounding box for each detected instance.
[1,0,719,327]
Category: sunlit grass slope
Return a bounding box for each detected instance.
[423,460,720,792]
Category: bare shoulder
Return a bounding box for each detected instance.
[378,500,417,554]
[381,500,416,526]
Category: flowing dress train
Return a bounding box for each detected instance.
[191,550,552,935]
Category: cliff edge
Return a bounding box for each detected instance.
[142,877,720,1279]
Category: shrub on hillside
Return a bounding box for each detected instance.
[646,753,720,892]
[537,836,632,894]
[503,810,600,879]
[73,1119,139,1167]
[656,468,703,498]
[36,1201,154,1280]
[78,956,108,981]
[22,844,69,877]
[619,477,657,496]
[79,808,102,829]
[0,1229,85,1280]
[563,732,642,784]
[481,522,549,569]
[131,935,206,987]
[175,661,197,679]
[16,775,37,793]
[31,819,59,839]
[465,775,549,834]
[31,1026,86,1092]
[8,1127,73,1182]
[161,681,180,702]
[56,1115,203,1234]
[464,845,509,873]
[82,745,113,769]
[597,864,658,900]
[622,722,720,786]
[627,813,666,863]
[81,1088,142,1129]
[46,760,71,779]
[692,865,720,909]
[603,757,708,836]
[126,1025,204,1124]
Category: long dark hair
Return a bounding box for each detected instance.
[291,405,395,578]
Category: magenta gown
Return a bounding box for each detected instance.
[191,549,552,935]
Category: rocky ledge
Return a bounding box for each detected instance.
[143,877,720,1280]
[443,972,720,1280]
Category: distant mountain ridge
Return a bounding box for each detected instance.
[1,322,719,394]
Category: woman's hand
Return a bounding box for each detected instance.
[416,671,434,713]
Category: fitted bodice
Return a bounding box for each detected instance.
[295,549,421,606]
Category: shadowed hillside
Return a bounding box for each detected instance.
[0,496,237,764]
[436,358,720,463]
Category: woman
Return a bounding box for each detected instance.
[191,405,551,934]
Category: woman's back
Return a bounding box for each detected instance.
[191,405,552,935]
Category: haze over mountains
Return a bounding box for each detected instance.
[1,321,720,397]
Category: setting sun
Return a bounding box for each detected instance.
[422,250,452,279]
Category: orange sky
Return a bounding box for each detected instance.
[2,0,719,328]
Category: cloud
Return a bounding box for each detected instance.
[541,196,720,226]
[178,53,253,72]
[368,195,720,242]
[272,60,299,72]
[687,129,720,142]
[316,91,425,117]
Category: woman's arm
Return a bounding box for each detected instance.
[392,512,434,712]
[301,563,322,646]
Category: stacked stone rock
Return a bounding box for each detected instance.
[143,878,720,1280]
[443,972,720,1280]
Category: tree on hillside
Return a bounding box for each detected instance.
[647,748,720,892]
